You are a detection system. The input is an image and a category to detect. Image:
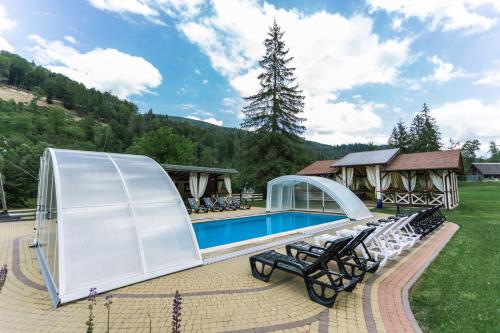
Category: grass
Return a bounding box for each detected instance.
[250,200,266,208]
[407,182,500,332]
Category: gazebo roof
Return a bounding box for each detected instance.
[333,148,399,167]
[385,150,463,172]
[161,164,239,175]
[297,160,337,175]
[471,163,500,176]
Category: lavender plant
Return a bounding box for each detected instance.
[105,294,113,333]
[0,265,7,292]
[171,290,182,333]
[86,287,97,333]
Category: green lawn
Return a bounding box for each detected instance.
[408,182,500,332]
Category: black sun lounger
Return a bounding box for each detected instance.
[216,196,237,211]
[286,227,380,283]
[187,198,208,213]
[229,196,250,209]
[203,197,223,212]
[249,236,358,307]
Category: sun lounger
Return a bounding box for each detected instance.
[286,227,380,282]
[216,196,237,211]
[202,197,223,212]
[230,196,250,209]
[187,198,208,213]
[249,236,358,307]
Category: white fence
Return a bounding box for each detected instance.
[232,193,264,202]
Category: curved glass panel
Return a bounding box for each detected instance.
[267,175,372,220]
[35,148,202,305]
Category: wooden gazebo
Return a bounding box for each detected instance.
[297,149,464,210]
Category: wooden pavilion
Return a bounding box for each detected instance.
[298,149,464,210]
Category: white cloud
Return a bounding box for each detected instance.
[423,55,465,82]
[0,4,16,52]
[87,0,204,23]
[29,35,162,99]
[366,0,500,33]
[305,100,386,145]
[202,79,208,84]
[174,0,411,144]
[186,115,223,126]
[475,62,500,87]
[64,35,78,44]
[431,99,500,154]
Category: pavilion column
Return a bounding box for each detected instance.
[342,167,347,187]
[375,164,382,208]
[442,171,449,210]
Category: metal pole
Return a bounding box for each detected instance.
[0,172,7,212]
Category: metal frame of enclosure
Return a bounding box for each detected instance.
[266,175,373,221]
[35,148,202,306]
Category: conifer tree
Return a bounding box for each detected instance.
[388,119,411,152]
[241,19,305,135]
[409,103,442,152]
[240,20,307,192]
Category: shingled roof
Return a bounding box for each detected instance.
[385,150,463,172]
[297,160,337,175]
[471,163,500,176]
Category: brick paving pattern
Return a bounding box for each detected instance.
[0,215,458,332]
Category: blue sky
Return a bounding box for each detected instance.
[1,0,499,155]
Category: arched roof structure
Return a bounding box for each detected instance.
[267,175,373,221]
[35,148,202,306]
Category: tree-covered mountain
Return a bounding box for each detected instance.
[0,51,379,207]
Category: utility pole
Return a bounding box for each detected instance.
[0,172,7,212]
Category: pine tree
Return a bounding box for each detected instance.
[409,103,442,152]
[388,119,411,152]
[241,19,305,136]
[240,20,307,192]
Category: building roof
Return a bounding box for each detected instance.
[385,150,463,172]
[333,148,399,167]
[297,160,337,175]
[471,163,500,176]
[161,164,239,175]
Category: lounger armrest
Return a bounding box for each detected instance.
[295,249,321,258]
[274,258,306,271]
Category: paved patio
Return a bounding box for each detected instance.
[0,214,457,332]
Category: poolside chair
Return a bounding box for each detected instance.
[230,196,250,210]
[330,219,402,267]
[216,196,237,211]
[187,198,208,213]
[249,236,358,307]
[203,197,223,212]
[286,227,380,282]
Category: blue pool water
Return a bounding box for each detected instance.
[193,212,345,249]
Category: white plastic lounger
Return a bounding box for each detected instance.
[388,213,420,249]
[315,220,399,268]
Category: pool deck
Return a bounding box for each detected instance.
[0,212,458,332]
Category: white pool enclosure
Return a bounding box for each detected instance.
[35,148,202,306]
[267,175,373,221]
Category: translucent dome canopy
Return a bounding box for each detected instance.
[267,175,373,221]
[35,148,202,306]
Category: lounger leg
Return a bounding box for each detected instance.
[249,258,274,282]
[304,277,338,308]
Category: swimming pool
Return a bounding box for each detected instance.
[193,212,345,249]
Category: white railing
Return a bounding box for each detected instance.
[381,192,444,206]
[232,193,264,202]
